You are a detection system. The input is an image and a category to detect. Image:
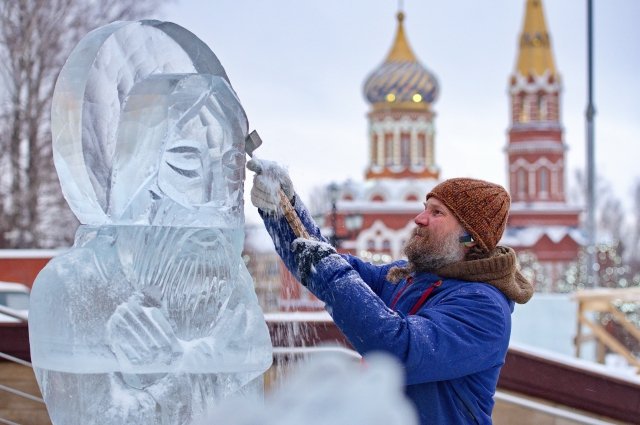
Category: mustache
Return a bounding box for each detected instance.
[411,227,427,238]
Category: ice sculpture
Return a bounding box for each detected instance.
[28,20,272,425]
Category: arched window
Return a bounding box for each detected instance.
[517,168,526,199]
[519,94,530,123]
[539,168,549,197]
[371,134,378,165]
[400,133,410,166]
[415,133,425,166]
[382,240,391,251]
[538,94,548,121]
[385,133,394,166]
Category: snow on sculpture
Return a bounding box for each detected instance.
[28,20,272,425]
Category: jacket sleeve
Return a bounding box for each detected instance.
[259,199,401,300]
[342,255,404,303]
[309,254,511,385]
[258,195,326,282]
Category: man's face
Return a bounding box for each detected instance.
[404,197,466,272]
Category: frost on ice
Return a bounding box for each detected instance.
[28,20,272,424]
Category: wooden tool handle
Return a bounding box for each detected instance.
[279,189,310,239]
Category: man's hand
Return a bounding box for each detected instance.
[247,158,294,214]
[291,238,337,286]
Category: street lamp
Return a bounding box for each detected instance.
[328,183,340,246]
[327,182,363,248]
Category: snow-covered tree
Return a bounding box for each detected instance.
[0,0,168,248]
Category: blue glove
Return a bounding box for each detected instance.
[291,238,337,287]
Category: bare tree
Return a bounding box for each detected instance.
[0,0,169,248]
[569,169,630,245]
[627,180,640,276]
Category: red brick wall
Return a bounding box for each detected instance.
[0,257,52,289]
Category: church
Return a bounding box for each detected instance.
[264,0,583,311]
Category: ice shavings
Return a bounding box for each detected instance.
[199,353,419,425]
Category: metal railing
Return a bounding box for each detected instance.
[0,306,28,323]
[0,308,44,425]
[0,350,45,425]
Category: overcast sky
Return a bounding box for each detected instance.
[161,0,640,224]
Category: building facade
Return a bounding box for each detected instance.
[501,0,583,291]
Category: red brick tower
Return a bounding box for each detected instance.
[502,0,583,289]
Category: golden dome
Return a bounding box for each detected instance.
[363,12,439,109]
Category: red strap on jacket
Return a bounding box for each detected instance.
[409,280,442,315]
[389,276,412,309]
[390,278,442,314]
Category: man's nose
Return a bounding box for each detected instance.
[414,210,429,226]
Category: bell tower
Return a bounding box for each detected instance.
[507,0,566,204]
[503,0,582,290]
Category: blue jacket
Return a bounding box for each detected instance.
[260,200,514,425]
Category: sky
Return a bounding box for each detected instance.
[161,0,640,225]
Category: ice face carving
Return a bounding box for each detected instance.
[110,73,247,226]
[29,21,272,425]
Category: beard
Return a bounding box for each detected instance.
[403,227,465,273]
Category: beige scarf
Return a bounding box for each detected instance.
[436,246,534,304]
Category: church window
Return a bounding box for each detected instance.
[517,168,526,199]
[371,134,378,165]
[401,133,410,166]
[538,94,548,121]
[415,133,426,166]
[382,239,391,251]
[367,239,376,250]
[540,168,549,197]
[519,94,530,122]
[385,133,394,165]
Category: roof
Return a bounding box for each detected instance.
[363,11,439,109]
[515,0,557,77]
[501,225,585,247]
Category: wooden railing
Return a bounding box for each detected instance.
[574,287,640,373]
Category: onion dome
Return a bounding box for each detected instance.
[363,12,439,110]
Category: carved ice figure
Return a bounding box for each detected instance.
[28,21,272,425]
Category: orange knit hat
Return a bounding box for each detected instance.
[427,178,511,253]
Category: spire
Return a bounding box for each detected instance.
[516,0,556,77]
[385,11,417,62]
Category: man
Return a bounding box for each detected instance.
[247,159,533,425]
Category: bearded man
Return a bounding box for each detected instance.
[248,159,533,425]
